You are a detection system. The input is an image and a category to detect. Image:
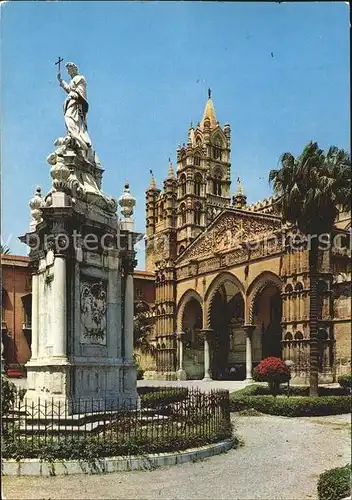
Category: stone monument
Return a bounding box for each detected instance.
[20,60,139,412]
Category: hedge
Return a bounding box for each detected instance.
[318,464,351,500]
[338,374,352,390]
[230,385,351,416]
[137,387,189,408]
[231,384,349,397]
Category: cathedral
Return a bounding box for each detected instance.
[143,91,351,382]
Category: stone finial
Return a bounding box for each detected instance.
[118,182,136,219]
[167,158,175,179]
[232,178,247,210]
[29,186,44,231]
[147,169,158,191]
[236,177,243,196]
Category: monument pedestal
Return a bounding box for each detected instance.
[22,152,139,413]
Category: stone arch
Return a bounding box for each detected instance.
[204,272,245,328]
[246,271,282,324]
[294,331,303,340]
[176,289,203,331]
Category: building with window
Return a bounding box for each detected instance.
[144,91,351,382]
[1,254,32,376]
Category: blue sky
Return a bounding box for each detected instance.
[1,1,350,268]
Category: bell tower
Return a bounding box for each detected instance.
[175,89,232,255]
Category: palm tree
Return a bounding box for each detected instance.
[0,245,11,255]
[269,142,351,396]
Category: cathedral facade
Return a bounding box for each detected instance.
[144,92,351,382]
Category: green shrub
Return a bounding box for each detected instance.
[318,464,351,500]
[138,387,189,408]
[252,367,265,383]
[231,384,348,398]
[1,376,26,417]
[230,392,351,416]
[338,374,352,390]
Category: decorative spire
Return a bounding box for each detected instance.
[236,177,243,195]
[29,186,44,231]
[167,158,175,179]
[187,125,195,147]
[200,89,217,129]
[232,177,247,210]
[147,169,157,191]
[118,182,136,219]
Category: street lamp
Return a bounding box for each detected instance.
[284,359,295,397]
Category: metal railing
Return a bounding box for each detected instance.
[2,388,231,458]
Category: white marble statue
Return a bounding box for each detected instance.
[57,62,92,158]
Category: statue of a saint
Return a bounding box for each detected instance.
[57,62,93,159]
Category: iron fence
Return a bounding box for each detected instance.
[2,388,231,458]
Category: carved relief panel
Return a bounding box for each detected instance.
[80,279,107,345]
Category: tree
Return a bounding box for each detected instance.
[0,245,10,255]
[133,301,154,354]
[269,142,351,396]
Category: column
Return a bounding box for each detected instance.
[201,329,213,381]
[52,256,67,357]
[243,325,255,382]
[176,331,186,380]
[124,263,134,362]
[30,273,39,359]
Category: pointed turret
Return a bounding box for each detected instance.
[166,158,175,179]
[232,177,247,209]
[200,88,217,129]
[147,169,158,191]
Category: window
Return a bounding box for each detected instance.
[180,204,186,225]
[22,295,32,329]
[194,173,202,196]
[194,154,201,166]
[213,147,222,160]
[159,201,164,220]
[212,169,222,196]
[180,174,186,197]
[194,203,201,225]
[212,179,222,196]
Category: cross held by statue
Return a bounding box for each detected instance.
[55,57,64,73]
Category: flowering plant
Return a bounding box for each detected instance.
[256,357,291,396]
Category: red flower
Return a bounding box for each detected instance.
[257,357,290,381]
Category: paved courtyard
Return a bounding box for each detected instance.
[3,413,350,500]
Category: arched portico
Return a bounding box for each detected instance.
[246,271,283,325]
[204,271,245,328]
[176,289,204,379]
[176,289,203,332]
[204,272,245,380]
[245,272,283,379]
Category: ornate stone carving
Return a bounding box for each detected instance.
[29,186,44,231]
[118,183,136,218]
[50,157,71,192]
[80,280,107,345]
[178,211,281,262]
